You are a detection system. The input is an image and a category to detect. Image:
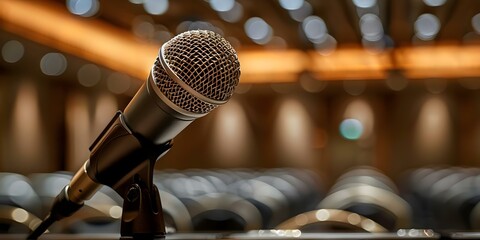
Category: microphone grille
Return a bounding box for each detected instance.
[154,30,241,115]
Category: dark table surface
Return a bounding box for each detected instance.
[0,230,447,240]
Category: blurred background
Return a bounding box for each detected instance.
[2,0,480,236]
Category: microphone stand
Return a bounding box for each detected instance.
[28,111,172,240]
[88,111,172,239]
[114,149,169,239]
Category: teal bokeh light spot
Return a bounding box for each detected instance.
[339,118,364,140]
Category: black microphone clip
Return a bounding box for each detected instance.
[88,111,173,239]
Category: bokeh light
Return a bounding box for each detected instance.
[360,13,384,41]
[210,0,235,12]
[471,13,480,34]
[66,0,99,17]
[299,72,327,93]
[40,53,67,76]
[218,2,244,23]
[339,119,364,140]
[302,16,328,43]
[288,1,313,22]
[314,34,337,55]
[1,40,24,63]
[11,208,29,223]
[244,17,273,44]
[143,0,169,15]
[279,0,304,11]
[77,64,101,87]
[423,0,447,7]
[386,72,408,91]
[343,81,366,96]
[352,0,377,9]
[414,13,441,40]
[107,72,131,94]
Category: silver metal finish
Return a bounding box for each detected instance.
[154,30,241,115]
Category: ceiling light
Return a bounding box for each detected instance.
[288,1,312,22]
[143,0,168,15]
[386,72,408,91]
[107,72,131,94]
[314,34,337,55]
[210,0,235,12]
[302,16,328,43]
[299,72,326,93]
[471,13,480,34]
[343,80,366,96]
[362,37,386,53]
[132,15,155,39]
[414,13,441,40]
[423,0,447,7]
[77,64,101,87]
[40,53,67,76]
[339,118,364,140]
[425,78,447,94]
[1,40,24,63]
[279,0,304,11]
[66,0,99,17]
[352,0,377,9]
[218,2,243,23]
[129,0,143,4]
[359,13,383,41]
[176,21,192,34]
[244,17,273,45]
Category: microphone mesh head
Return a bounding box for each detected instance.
[153,30,241,115]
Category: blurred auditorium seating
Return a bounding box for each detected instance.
[276,208,387,232]
[0,173,43,233]
[10,168,322,234]
[153,168,324,231]
[29,172,121,234]
[3,166,480,235]
[401,167,480,231]
[187,192,262,231]
[318,166,412,231]
[156,190,192,233]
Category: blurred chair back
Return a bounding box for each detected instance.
[0,173,43,233]
[29,172,120,233]
[276,208,387,233]
[319,166,412,231]
[188,193,262,232]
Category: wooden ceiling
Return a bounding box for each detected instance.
[48,0,480,49]
[3,0,480,83]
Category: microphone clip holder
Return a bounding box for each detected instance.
[87,111,173,239]
[116,146,170,240]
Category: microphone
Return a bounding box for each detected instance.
[27,30,240,239]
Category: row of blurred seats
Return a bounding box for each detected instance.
[0,166,479,234]
[0,168,324,234]
[401,167,480,230]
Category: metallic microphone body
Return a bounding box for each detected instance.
[27,29,240,240]
[64,30,241,206]
[66,69,193,205]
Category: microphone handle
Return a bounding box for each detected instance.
[63,110,147,205]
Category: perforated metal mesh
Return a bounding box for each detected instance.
[153,59,217,114]
[154,30,241,114]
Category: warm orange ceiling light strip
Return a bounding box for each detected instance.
[308,49,392,80]
[2,1,480,83]
[0,0,159,81]
[395,45,480,79]
[238,50,307,83]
